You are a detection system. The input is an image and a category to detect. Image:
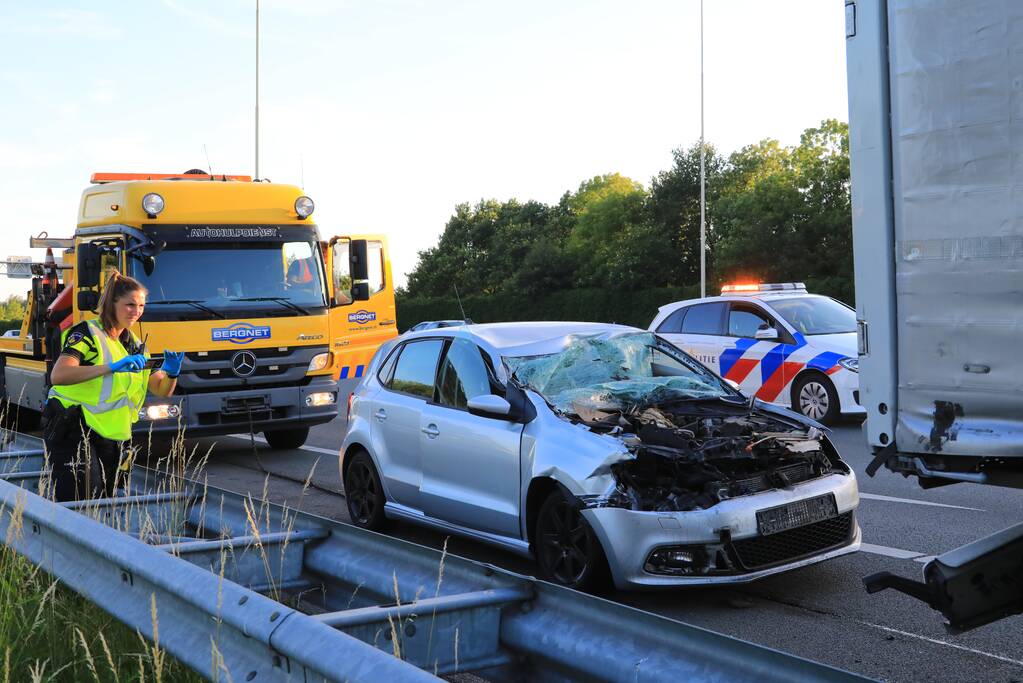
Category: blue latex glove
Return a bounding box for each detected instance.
[110,354,146,373]
[160,350,184,378]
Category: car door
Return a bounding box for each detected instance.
[370,338,445,512]
[674,302,729,372]
[419,338,523,538]
[729,301,801,406]
[722,302,777,397]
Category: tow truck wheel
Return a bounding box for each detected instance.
[792,372,840,425]
[262,427,310,450]
[535,490,611,592]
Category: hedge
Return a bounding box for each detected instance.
[396,286,701,332]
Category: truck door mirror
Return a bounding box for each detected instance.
[350,240,369,281]
[77,290,99,312]
[351,282,370,301]
[143,255,156,276]
[77,242,102,289]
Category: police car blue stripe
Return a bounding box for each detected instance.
[759,332,808,384]
[719,338,759,376]
[340,366,350,379]
[355,365,365,378]
[806,351,844,373]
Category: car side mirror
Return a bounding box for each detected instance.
[724,378,740,391]
[754,325,778,340]
[467,394,513,419]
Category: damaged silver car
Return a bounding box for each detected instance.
[341,322,860,590]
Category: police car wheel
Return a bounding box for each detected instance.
[792,373,840,425]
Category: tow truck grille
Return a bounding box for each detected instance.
[730,512,854,570]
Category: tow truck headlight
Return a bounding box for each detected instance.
[838,357,859,373]
[295,196,314,219]
[306,392,336,407]
[307,352,329,372]
[142,193,165,217]
[139,404,180,420]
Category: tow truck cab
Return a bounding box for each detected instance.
[0,171,397,448]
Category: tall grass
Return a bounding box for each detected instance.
[0,506,202,682]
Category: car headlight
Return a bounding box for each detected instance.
[307,352,330,372]
[838,357,859,373]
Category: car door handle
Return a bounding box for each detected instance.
[374,409,387,422]
[421,424,440,438]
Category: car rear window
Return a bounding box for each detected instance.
[656,307,687,334]
[388,339,444,399]
[680,302,726,335]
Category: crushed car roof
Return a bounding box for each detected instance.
[403,321,642,357]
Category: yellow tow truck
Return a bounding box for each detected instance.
[0,170,397,448]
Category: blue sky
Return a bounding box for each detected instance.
[0,1,848,298]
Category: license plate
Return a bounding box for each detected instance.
[757,494,838,536]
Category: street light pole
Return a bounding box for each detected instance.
[699,0,706,298]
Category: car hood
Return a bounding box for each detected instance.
[802,331,857,358]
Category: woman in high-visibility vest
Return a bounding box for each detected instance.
[44,271,184,501]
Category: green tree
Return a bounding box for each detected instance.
[647,143,726,286]
[712,120,853,302]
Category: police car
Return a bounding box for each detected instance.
[649,283,863,424]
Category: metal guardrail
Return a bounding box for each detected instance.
[0,429,871,682]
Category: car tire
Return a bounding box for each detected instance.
[344,451,390,531]
[534,490,611,592]
[791,372,841,425]
[262,427,310,450]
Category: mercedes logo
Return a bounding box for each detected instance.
[231,350,257,377]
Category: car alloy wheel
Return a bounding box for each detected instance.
[799,381,830,420]
[344,453,388,530]
[793,372,840,425]
[535,492,609,591]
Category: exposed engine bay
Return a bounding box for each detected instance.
[578,403,844,512]
[504,331,848,514]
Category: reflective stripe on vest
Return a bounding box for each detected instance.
[48,320,149,440]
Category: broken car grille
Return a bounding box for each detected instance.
[730,512,855,570]
[731,461,819,494]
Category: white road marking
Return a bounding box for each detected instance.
[226,434,340,457]
[859,492,984,512]
[860,621,1023,667]
[860,542,928,560]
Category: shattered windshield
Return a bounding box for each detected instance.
[504,332,728,415]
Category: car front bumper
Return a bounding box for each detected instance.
[583,471,860,588]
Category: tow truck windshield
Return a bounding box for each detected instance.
[134,240,326,320]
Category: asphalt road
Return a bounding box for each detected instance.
[180,418,1023,683]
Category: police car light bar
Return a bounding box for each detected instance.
[721,282,807,294]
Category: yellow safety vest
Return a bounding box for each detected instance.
[48,320,150,441]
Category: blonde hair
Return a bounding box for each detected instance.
[97,271,147,332]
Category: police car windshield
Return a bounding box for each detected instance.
[770,296,855,335]
[133,241,326,317]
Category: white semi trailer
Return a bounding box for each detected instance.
[845,0,1022,630]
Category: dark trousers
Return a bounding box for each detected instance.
[42,398,124,502]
